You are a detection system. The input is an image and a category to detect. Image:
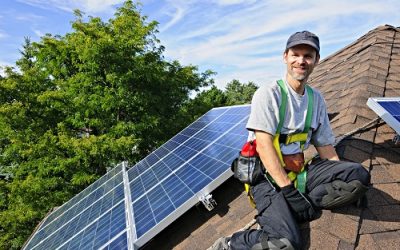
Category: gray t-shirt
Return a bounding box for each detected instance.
[246,79,335,155]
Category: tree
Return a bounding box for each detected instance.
[0,1,212,248]
[225,79,258,105]
[180,79,258,122]
[180,86,226,121]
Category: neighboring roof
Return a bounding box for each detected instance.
[142,25,400,250]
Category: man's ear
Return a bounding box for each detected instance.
[283,51,288,64]
[315,54,320,64]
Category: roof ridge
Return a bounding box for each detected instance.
[319,24,398,65]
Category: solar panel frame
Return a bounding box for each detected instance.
[367,97,400,135]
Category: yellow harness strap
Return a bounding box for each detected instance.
[244,80,314,207]
[274,80,314,191]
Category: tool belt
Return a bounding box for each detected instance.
[282,153,304,173]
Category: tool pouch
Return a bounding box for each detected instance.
[231,140,266,185]
[282,153,304,173]
[231,154,265,185]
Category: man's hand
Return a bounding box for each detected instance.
[281,184,319,222]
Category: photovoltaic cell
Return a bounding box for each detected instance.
[367,97,400,134]
[24,169,125,250]
[58,202,126,250]
[26,183,125,250]
[105,231,128,250]
[378,100,400,122]
[37,165,123,231]
[24,105,250,250]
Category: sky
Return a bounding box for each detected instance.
[0,0,399,89]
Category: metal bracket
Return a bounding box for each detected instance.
[199,194,217,211]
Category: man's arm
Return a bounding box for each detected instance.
[316,144,339,161]
[255,130,291,187]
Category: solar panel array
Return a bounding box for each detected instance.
[367,97,400,134]
[23,105,250,250]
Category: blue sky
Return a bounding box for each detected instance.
[0,0,399,88]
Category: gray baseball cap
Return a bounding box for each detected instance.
[286,31,320,53]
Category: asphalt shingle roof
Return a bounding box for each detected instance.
[143,25,400,250]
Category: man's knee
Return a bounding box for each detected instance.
[250,232,297,250]
[344,162,371,186]
[321,179,368,209]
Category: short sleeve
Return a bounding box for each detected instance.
[310,94,335,147]
[246,84,280,135]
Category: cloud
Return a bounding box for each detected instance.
[158,0,400,88]
[159,1,189,32]
[33,29,45,38]
[17,0,125,14]
[15,13,44,21]
[0,31,8,39]
[9,0,400,89]
[211,0,257,6]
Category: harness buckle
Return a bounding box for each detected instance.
[285,133,308,144]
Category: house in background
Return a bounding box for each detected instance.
[143,25,400,250]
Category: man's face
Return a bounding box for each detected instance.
[284,44,319,82]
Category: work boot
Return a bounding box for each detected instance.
[210,236,231,250]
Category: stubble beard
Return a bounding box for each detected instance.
[288,68,309,82]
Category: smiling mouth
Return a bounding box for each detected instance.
[294,67,307,73]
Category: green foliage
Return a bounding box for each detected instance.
[0,1,213,248]
[181,86,226,121]
[0,0,259,247]
[225,79,258,105]
[182,79,258,121]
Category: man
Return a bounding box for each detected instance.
[212,31,370,250]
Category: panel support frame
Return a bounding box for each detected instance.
[122,161,137,250]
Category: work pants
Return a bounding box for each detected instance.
[229,159,370,250]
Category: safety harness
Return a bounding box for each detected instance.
[244,79,314,207]
[274,79,313,193]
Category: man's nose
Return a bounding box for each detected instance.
[297,56,306,64]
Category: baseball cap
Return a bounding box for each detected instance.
[286,31,320,53]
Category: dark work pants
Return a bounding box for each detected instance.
[229,159,370,250]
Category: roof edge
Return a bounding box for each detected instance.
[319,24,399,64]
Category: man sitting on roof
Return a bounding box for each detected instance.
[212,31,370,250]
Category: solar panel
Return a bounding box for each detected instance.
[367,97,400,134]
[23,105,250,250]
[128,105,249,248]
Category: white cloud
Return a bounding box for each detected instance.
[158,0,400,88]
[15,13,44,21]
[159,1,189,32]
[211,0,257,6]
[0,31,8,39]
[9,0,400,89]
[33,29,45,38]
[17,0,125,14]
